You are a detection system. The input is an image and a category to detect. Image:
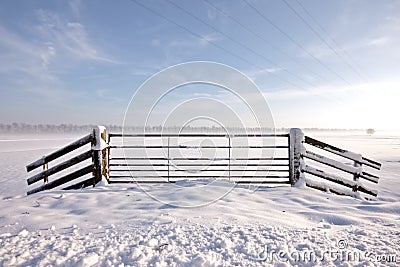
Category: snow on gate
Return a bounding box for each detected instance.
[107,133,291,185]
[25,127,381,199]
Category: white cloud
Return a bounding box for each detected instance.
[0,26,40,58]
[301,7,400,62]
[199,33,221,46]
[156,33,221,63]
[130,68,154,76]
[366,36,389,47]
[36,9,116,63]
[166,33,221,49]
[263,81,400,101]
[244,67,284,81]
[41,46,56,68]
[0,7,119,107]
[0,26,55,81]
[0,8,116,81]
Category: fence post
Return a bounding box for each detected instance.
[92,126,109,185]
[353,161,361,192]
[289,128,305,186]
[167,137,170,182]
[228,135,231,181]
[43,161,48,184]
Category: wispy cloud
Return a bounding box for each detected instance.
[36,9,116,63]
[0,6,119,106]
[366,36,390,47]
[164,33,221,49]
[149,33,221,64]
[0,25,55,81]
[0,26,40,58]
[130,67,156,76]
[199,33,221,46]
[263,81,400,100]
[0,8,116,80]
[244,67,284,81]
[302,8,400,62]
[41,45,56,68]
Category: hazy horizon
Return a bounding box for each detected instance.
[0,122,396,134]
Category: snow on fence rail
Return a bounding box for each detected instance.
[25,127,382,199]
[107,133,290,184]
[289,128,382,198]
[26,126,108,195]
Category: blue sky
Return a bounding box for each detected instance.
[0,0,399,130]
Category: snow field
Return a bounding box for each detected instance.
[0,132,399,266]
[1,217,398,266]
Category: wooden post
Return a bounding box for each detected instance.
[43,162,48,184]
[167,137,170,182]
[228,135,231,181]
[92,126,108,185]
[289,128,305,186]
[107,134,111,181]
[100,128,108,182]
[353,161,360,192]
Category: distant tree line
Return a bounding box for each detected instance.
[0,123,363,134]
[0,123,122,134]
[0,123,277,134]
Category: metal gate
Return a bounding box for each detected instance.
[107,133,291,184]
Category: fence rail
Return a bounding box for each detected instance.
[107,133,290,184]
[290,129,382,198]
[26,133,93,172]
[25,127,382,199]
[25,127,108,195]
[304,136,381,169]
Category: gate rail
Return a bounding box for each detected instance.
[107,133,291,184]
[25,127,382,199]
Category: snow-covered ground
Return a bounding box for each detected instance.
[0,131,399,266]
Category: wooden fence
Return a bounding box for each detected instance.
[25,127,382,199]
[289,128,381,198]
[26,126,108,195]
